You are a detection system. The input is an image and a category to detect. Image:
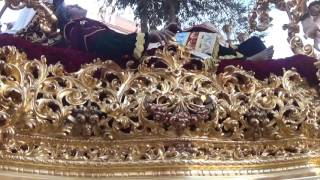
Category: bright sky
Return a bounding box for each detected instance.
[264,9,294,58]
[0,0,314,59]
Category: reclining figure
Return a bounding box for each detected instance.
[53,1,177,60]
[57,4,274,62]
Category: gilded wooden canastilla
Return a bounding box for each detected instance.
[1,0,320,178]
[0,45,319,177]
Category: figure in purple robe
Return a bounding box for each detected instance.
[54,1,178,62]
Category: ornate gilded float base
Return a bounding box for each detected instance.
[0,170,318,180]
[1,45,320,178]
[2,137,320,178]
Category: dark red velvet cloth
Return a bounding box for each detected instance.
[217,55,318,86]
[0,34,99,72]
[0,34,318,86]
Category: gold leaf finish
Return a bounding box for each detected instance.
[0,45,319,178]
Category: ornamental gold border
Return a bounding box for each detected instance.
[0,0,320,178]
[1,137,320,177]
[0,45,320,178]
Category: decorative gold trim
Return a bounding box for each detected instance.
[0,169,319,179]
[63,21,73,42]
[84,29,106,51]
[3,0,320,177]
[0,45,319,178]
[133,33,145,59]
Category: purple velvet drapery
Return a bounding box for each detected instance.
[0,34,318,86]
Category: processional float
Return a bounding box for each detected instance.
[0,0,319,179]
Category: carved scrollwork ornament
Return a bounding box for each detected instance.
[250,0,319,58]
[290,35,316,57]
[0,0,320,178]
[0,45,318,177]
[4,0,58,33]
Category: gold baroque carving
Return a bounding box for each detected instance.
[250,0,317,58]
[0,45,319,177]
[0,0,320,177]
[4,0,57,33]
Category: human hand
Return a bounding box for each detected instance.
[149,23,182,45]
[149,29,175,44]
[165,22,182,34]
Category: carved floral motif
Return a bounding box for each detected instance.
[0,45,319,176]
